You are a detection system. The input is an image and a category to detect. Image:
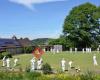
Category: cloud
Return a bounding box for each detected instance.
[8,0,66,10]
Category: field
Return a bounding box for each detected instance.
[0,51,100,73]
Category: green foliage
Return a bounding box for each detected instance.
[48,39,60,45]
[21,46,33,53]
[42,63,52,74]
[0,51,12,59]
[0,53,3,59]
[79,71,96,80]
[0,71,99,80]
[25,72,41,80]
[63,3,100,49]
[48,37,68,50]
[2,52,12,58]
[23,46,33,53]
[25,66,30,72]
[0,72,23,80]
[7,53,12,58]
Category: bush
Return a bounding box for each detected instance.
[42,63,52,74]
[2,52,12,58]
[22,46,33,53]
[0,52,12,60]
[0,53,3,59]
[6,53,12,58]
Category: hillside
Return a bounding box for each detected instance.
[32,38,53,46]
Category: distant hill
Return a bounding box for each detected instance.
[32,38,53,46]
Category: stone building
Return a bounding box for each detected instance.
[0,36,32,54]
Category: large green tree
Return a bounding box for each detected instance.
[63,3,100,49]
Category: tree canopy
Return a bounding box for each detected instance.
[62,3,100,49]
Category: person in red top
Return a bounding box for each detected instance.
[32,47,44,59]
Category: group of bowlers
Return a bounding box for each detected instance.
[30,57,43,71]
[2,56,18,68]
[1,54,98,72]
[61,54,98,72]
[2,56,43,71]
[61,58,80,72]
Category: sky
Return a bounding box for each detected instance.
[0,0,99,40]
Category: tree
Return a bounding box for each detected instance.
[63,3,100,49]
[23,46,33,53]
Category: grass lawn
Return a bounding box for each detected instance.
[0,51,100,73]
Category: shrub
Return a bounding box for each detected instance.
[0,53,3,59]
[42,63,52,74]
[2,52,12,58]
[22,46,33,53]
[6,53,12,58]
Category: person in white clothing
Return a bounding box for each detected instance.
[93,54,98,66]
[70,48,72,53]
[82,48,85,53]
[68,61,73,68]
[37,58,43,70]
[61,58,66,72]
[6,58,10,68]
[30,57,36,71]
[75,48,77,52]
[2,56,6,67]
[14,58,19,67]
[57,49,59,53]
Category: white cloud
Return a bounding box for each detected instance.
[8,0,66,10]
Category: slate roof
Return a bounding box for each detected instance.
[18,38,32,47]
[0,38,21,48]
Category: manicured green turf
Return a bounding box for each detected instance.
[0,51,100,73]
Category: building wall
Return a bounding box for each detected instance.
[6,47,23,54]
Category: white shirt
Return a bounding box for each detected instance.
[93,55,96,60]
[14,58,18,63]
[2,56,6,61]
[6,58,10,63]
[69,61,72,65]
[30,58,35,64]
[61,59,66,67]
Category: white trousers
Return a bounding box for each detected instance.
[3,61,6,66]
[93,60,98,66]
[62,66,65,72]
